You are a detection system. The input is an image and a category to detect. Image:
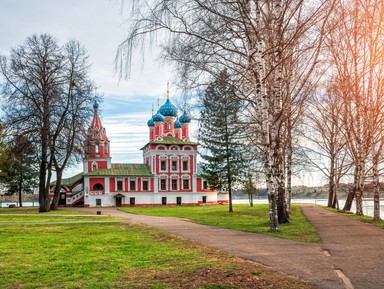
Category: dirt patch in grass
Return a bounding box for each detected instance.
[122,254,319,289]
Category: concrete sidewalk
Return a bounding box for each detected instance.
[69,205,384,289]
[300,205,384,289]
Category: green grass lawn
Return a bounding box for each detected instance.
[0,208,92,215]
[324,207,384,229]
[0,208,117,223]
[119,204,320,243]
[0,220,318,289]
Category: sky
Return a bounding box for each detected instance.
[0,0,194,175]
[0,0,325,186]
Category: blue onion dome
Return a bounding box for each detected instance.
[152,111,165,122]
[93,99,99,109]
[174,118,182,129]
[179,111,191,123]
[147,116,155,127]
[159,99,178,117]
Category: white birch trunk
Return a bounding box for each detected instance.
[246,0,279,231]
[372,144,381,220]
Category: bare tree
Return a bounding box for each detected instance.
[0,34,94,212]
[50,41,94,210]
[325,0,384,215]
[303,87,351,209]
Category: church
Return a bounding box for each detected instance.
[51,86,227,207]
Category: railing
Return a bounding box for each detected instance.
[67,190,84,205]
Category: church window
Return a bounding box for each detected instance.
[171,179,178,190]
[117,180,123,191]
[93,183,104,191]
[183,179,190,190]
[142,180,149,191]
[92,162,98,171]
[160,161,167,171]
[160,179,167,190]
[203,181,209,190]
[130,181,136,191]
[104,143,108,154]
[171,161,177,171]
[182,160,189,171]
[95,145,99,154]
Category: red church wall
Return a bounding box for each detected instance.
[88,160,108,172]
[89,178,105,193]
[110,177,115,192]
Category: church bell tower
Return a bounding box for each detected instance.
[83,99,111,173]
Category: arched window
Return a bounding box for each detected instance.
[93,183,104,190]
[92,161,97,171]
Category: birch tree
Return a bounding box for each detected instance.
[325,0,384,215]
[303,87,351,208]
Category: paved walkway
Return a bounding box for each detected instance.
[67,205,384,289]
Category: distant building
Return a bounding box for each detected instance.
[51,85,228,207]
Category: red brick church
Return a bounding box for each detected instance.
[51,86,227,207]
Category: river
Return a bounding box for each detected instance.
[233,198,384,218]
[2,199,384,217]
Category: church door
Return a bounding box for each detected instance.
[116,197,122,207]
[59,192,67,206]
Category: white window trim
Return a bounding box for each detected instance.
[182,159,190,172]
[92,161,98,172]
[182,178,190,190]
[171,179,178,191]
[115,177,124,191]
[141,178,150,191]
[170,160,179,172]
[160,159,168,172]
[159,179,167,191]
[128,177,137,191]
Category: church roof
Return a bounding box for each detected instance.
[151,136,196,145]
[174,118,182,129]
[84,163,153,177]
[159,99,178,117]
[50,172,83,186]
[90,100,103,129]
[140,136,196,150]
[179,110,191,123]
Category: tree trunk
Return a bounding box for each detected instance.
[39,105,50,212]
[276,141,289,223]
[355,163,365,215]
[249,193,254,207]
[246,0,278,231]
[332,189,339,209]
[18,174,23,207]
[286,127,292,213]
[343,188,355,211]
[343,165,358,211]
[38,157,49,212]
[50,169,63,210]
[277,185,289,224]
[372,142,382,220]
[372,152,380,220]
[328,157,335,207]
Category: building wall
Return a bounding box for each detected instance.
[85,191,218,207]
